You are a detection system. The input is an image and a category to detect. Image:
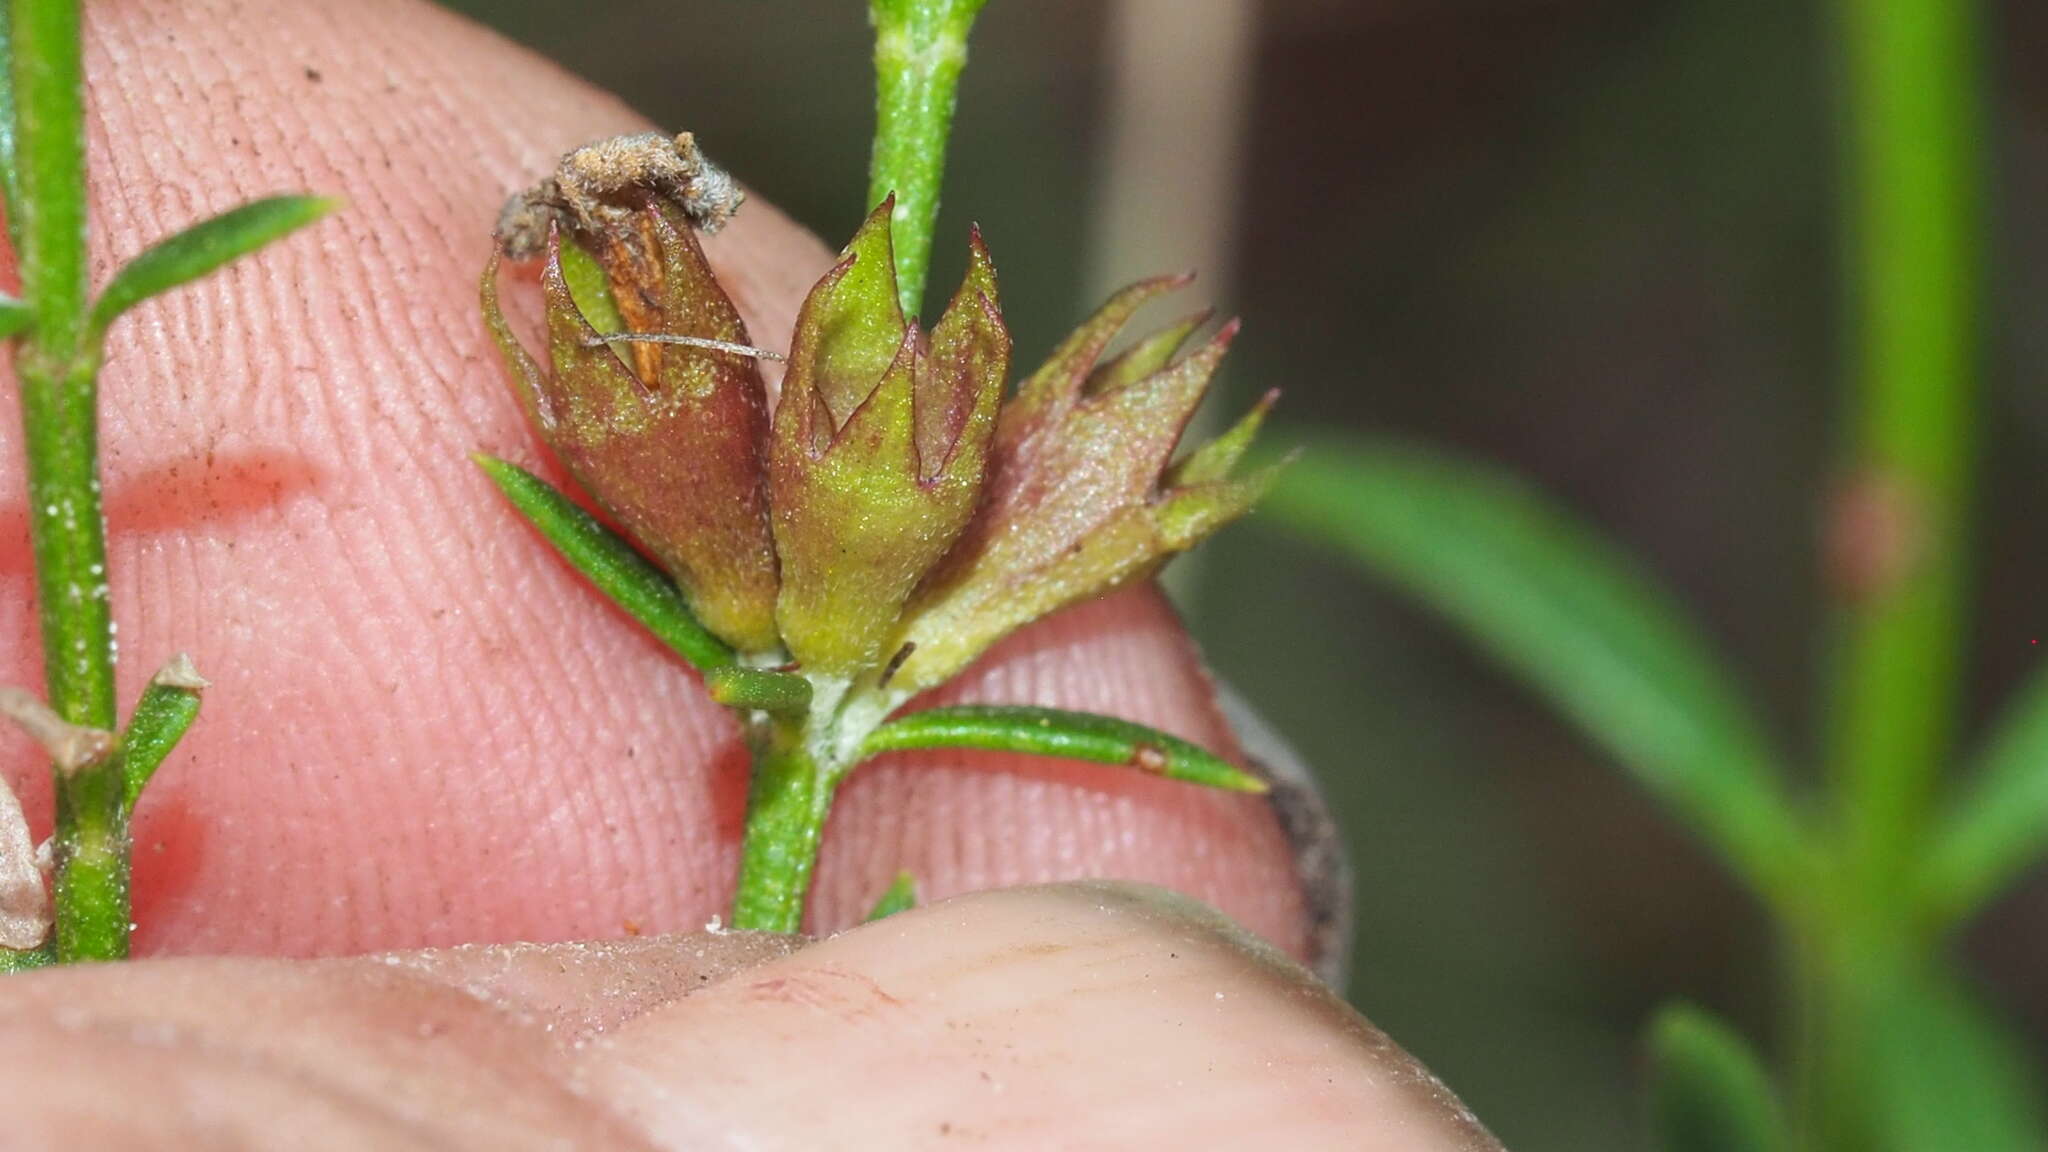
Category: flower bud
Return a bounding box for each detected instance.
[769,200,1009,677]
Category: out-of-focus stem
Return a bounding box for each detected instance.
[1808,0,1983,1142]
[1824,0,1980,937]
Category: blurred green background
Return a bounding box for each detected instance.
[444,1,2048,1147]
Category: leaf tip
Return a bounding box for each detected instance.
[151,653,209,693]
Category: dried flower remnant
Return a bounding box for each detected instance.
[0,769,49,953]
[885,279,1282,695]
[0,685,116,776]
[496,131,744,260]
[483,200,781,653]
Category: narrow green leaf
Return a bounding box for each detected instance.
[864,870,918,921]
[0,942,53,972]
[1923,663,2048,924]
[705,667,812,714]
[0,293,30,340]
[119,656,205,816]
[89,195,337,338]
[1862,970,2047,1152]
[860,705,1268,793]
[1647,1004,1787,1152]
[1265,437,1804,906]
[476,455,734,671]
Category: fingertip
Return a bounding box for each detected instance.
[582,882,1500,1151]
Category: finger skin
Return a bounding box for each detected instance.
[587,883,1499,1151]
[0,884,1500,1150]
[0,0,1309,958]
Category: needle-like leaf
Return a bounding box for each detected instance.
[119,654,206,816]
[476,455,734,671]
[860,704,1267,793]
[1922,662,2048,925]
[1647,1004,1787,1152]
[89,195,337,339]
[1265,436,1805,908]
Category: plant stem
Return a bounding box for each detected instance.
[732,712,840,932]
[11,0,130,961]
[866,0,989,319]
[1805,0,1982,1140]
[12,0,84,354]
[1824,0,1979,932]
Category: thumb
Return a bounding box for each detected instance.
[0,0,1312,962]
[0,884,1494,1150]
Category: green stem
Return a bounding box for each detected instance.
[731,712,841,933]
[1824,0,1979,932]
[866,0,989,319]
[13,0,84,355]
[11,0,128,961]
[1805,0,1982,1140]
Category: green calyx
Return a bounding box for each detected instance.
[769,198,1008,678]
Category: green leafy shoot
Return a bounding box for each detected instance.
[706,667,813,714]
[861,705,1268,793]
[864,870,919,921]
[118,657,206,816]
[1648,1004,1787,1152]
[1264,437,1805,907]
[0,294,30,340]
[88,195,338,341]
[1922,663,2048,926]
[475,455,735,671]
